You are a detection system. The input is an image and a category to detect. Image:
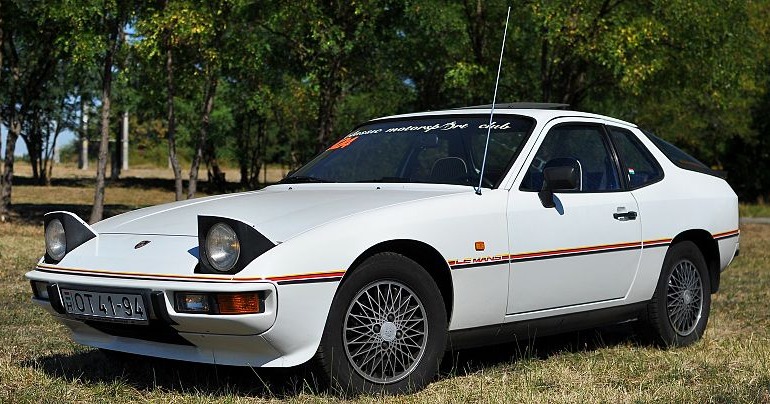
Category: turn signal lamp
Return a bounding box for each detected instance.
[216,293,261,314]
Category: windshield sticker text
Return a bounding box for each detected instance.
[349,120,514,137]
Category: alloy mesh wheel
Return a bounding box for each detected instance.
[666,259,704,336]
[342,280,428,383]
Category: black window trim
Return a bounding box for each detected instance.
[605,125,666,190]
[518,122,627,194]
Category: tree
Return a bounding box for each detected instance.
[267,0,405,153]
[20,62,78,185]
[0,0,67,220]
[136,0,235,199]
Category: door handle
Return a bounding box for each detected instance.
[613,211,637,221]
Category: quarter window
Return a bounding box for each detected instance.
[520,124,621,192]
[608,127,663,189]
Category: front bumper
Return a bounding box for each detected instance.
[27,263,340,368]
[27,268,283,366]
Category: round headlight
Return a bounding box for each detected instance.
[45,219,67,261]
[206,223,240,272]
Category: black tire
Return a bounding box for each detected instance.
[645,241,711,347]
[315,252,447,395]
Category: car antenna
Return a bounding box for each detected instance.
[476,6,511,196]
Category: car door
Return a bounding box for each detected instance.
[506,120,642,314]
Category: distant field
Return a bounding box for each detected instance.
[8,163,290,225]
[1,176,769,402]
[740,203,770,218]
[13,162,291,183]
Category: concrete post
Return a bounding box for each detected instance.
[80,103,89,170]
[122,111,129,170]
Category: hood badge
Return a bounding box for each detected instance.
[134,240,151,249]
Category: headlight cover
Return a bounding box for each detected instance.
[205,223,241,272]
[197,216,276,275]
[43,212,97,263]
[45,219,67,261]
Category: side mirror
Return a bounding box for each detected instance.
[538,159,581,208]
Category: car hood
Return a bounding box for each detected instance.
[93,184,466,242]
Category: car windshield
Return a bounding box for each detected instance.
[285,115,535,188]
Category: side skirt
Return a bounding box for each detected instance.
[447,302,648,350]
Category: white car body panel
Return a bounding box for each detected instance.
[26,108,740,370]
[506,191,642,314]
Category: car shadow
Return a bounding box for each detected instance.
[24,349,326,399]
[440,322,645,377]
[25,323,645,399]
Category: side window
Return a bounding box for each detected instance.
[608,127,663,189]
[520,124,621,192]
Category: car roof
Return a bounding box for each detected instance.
[372,103,638,128]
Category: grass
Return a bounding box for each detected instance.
[739,203,770,218]
[1,176,769,402]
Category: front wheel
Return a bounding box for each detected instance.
[645,241,711,347]
[316,252,447,395]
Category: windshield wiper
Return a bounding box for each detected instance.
[355,177,412,183]
[279,175,333,184]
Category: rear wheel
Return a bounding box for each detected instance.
[316,252,447,395]
[646,241,711,347]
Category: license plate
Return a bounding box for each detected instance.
[60,288,149,325]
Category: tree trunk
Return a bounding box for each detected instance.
[0,2,4,84]
[0,118,20,221]
[164,47,184,200]
[237,113,251,187]
[250,117,266,188]
[0,16,3,214]
[45,117,63,186]
[187,74,218,199]
[315,60,343,153]
[90,25,120,224]
[0,17,16,220]
[0,15,3,219]
[27,137,40,183]
[463,0,487,66]
[540,38,552,103]
[203,137,225,193]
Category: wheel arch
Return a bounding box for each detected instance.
[670,229,721,293]
[341,239,454,322]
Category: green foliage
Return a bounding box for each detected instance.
[2,0,770,198]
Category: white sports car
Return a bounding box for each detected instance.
[27,103,740,394]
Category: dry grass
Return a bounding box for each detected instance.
[13,162,290,183]
[1,179,769,402]
[8,163,289,225]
